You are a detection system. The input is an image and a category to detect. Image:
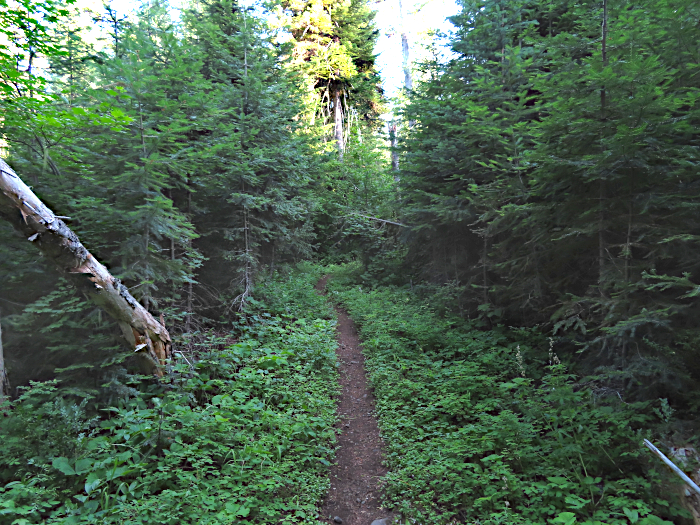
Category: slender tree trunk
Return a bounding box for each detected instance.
[185,178,193,333]
[243,3,249,109]
[398,0,415,132]
[0,308,9,404]
[599,179,606,290]
[482,235,489,304]
[624,199,632,284]
[168,188,175,261]
[598,0,608,291]
[389,121,399,175]
[185,280,193,333]
[0,159,171,376]
[398,0,412,91]
[519,11,523,48]
[621,198,633,364]
[241,203,252,310]
[334,88,344,160]
[27,48,35,99]
[112,15,120,56]
[138,102,150,311]
[143,223,150,311]
[601,0,608,111]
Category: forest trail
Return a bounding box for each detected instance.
[315,276,392,525]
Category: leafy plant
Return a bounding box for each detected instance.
[0,267,339,524]
[327,266,687,525]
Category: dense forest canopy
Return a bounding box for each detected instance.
[0,0,699,522]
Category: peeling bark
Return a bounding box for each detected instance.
[0,158,171,376]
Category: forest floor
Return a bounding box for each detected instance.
[316,275,392,525]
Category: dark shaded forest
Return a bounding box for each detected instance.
[0,0,699,522]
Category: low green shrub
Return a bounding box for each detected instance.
[0,266,339,524]
[327,267,688,525]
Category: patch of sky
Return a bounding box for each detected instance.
[373,0,459,100]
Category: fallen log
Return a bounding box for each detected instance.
[0,158,170,376]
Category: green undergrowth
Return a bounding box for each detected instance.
[0,263,339,525]
[326,263,688,525]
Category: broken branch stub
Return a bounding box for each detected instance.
[0,158,171,376]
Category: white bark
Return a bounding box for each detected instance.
[334,88,344,160]
[0,158,171,376]
[398,0,413,91]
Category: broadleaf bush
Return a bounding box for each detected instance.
[0,265,339,524]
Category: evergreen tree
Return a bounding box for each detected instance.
[274,0,383,157]
[520,0,700,396]
[78,1,200,312]
[398,0,700,402]
[399,0,537,302]
[0,0,201,390]
[184,0,318,308]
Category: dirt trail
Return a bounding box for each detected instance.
[315,276,392,525]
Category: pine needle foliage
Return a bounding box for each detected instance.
[397,0,700,408]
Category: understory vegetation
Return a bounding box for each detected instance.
[2,0,700,522]
[327,263,688,525]
[0,266,339,524]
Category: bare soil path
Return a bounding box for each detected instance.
[315,275,392,525]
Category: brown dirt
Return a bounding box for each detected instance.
[315,275,392,525]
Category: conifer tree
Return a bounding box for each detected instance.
[399,0,536,301]
[521,0,700,385]
[184,0,318,308]
[399,0,700,399]
[275,0,383,157]
[86,1,201,312]
[0,0,201,388]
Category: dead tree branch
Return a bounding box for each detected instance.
[0,158,170,376]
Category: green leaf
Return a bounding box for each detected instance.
[552,512,577,525]
[74,458,93,474]
[52,457,76,476]
[565,495,588,509]
[84,473,102,494]
[623,508,639,523]
[639,516,673,525]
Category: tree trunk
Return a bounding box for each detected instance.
[482,235,489,305]
[601,0,608,111]
[0,159,171,376]
[389,120,399,175]
[598,0,608,292]
[0,308,9,404]
[334,88,344,160]
[398,0,412,92]
[398,0,414,131]
[240,203,252,310]
[185,178,193,334]
[598,178,606,292]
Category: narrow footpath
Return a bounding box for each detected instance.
[315,276,392,525]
